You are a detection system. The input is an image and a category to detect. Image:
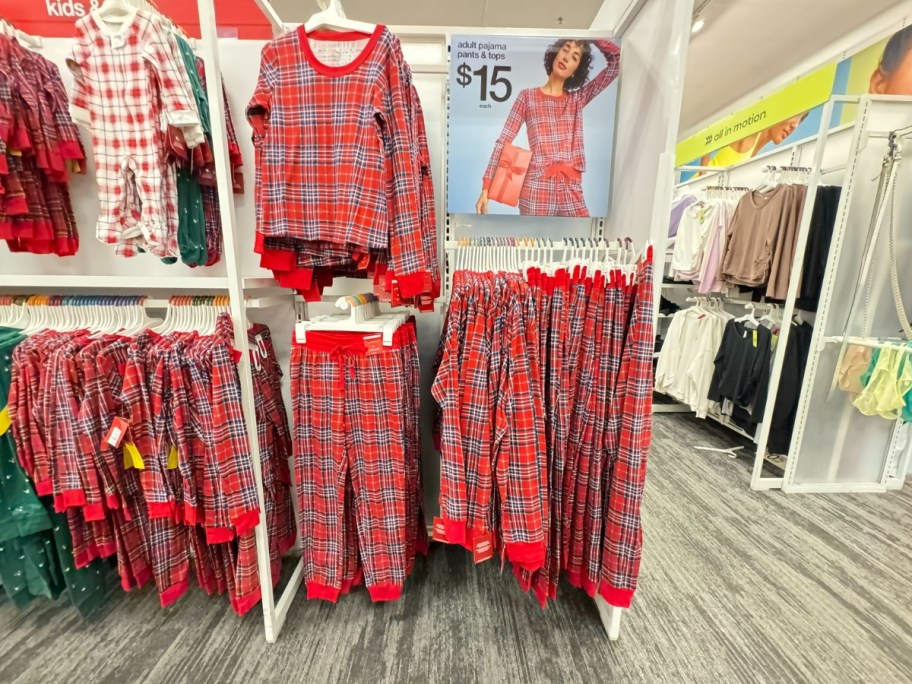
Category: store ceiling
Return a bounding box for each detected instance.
[681,0,902,132]
[267,0,604,29]
[269,0,902,135]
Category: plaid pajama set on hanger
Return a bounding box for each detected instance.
[247,25,437,304]
[0,38,84,255]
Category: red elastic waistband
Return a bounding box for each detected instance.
[296,321,417,354]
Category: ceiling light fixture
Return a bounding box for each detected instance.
[691,17,705,34]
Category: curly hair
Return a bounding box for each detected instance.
[543,39,593,92]
[880,26,912,75]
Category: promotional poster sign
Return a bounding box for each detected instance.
[447,35,620,218]
[676,26,912,177]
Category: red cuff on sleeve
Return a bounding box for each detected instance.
[58,140,85,161]
[83,502,106,522]
[397,271,428,298]
[232,508,260,536]
[482,177,492,191]
[205,526,235,544]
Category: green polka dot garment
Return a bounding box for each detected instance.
[0,327,110,616]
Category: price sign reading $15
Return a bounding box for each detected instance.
[453,38,512,108]
[455,64,513,103]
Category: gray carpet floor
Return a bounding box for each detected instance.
[1,414,911,684]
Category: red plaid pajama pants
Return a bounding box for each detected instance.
[292,323,421,602]
[435,255,655,609]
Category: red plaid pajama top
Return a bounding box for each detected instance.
[247,25,431,298]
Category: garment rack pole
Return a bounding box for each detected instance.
[196,0,289,643]
[781,97,912,494]
[748,97,838,490]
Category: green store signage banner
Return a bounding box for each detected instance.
[676,26,912,174]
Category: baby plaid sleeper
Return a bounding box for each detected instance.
[68,9,203,257]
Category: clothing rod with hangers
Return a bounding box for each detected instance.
[821,335,912,353]
[445,240,627,250]
[0,294,289,309]
[0,18,43,48]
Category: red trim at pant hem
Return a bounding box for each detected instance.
[599,584,634,608]
[160,579,191,608]
[306,582,341,603]
[368,584,402,602]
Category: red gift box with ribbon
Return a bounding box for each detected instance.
[489,143,532,207]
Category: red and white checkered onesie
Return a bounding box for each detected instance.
[68,9,203,257]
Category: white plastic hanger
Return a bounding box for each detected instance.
[735,302,760,328]
[296,293,408,346]
[304,0,376,34]
[95,0,138,24]
[1,19,43,49]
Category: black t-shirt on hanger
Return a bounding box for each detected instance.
[708,320,773,407]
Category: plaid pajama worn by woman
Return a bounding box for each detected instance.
[476,39,620,217]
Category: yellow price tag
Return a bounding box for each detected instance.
[123,442,145,470]
[167,445,179,470]
[0,406,10,436]
[752,330,758,348]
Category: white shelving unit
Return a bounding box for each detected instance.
[657,95,912,490]
[782,96,912,494]
[0,0,696,643]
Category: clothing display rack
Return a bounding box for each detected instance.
[0,0,696,643]
[782,96,912,493]
[659,95,912,491]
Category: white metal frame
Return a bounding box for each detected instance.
[745,96,847,490]
[781,96,912,495]
[0,0,689,645]
[662,95,912,492]
[241,0,687,644]
[663,96,857,489]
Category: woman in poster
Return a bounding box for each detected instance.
[870,26,912,94]
[475,39,620,217]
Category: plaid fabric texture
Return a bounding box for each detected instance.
[247,26,438,306]
[6,316,295,615]
[0,36,84,255]
[291,321,426,603]
[68,10,203,257]
[481,40,619,217]
[433,249,655,608]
